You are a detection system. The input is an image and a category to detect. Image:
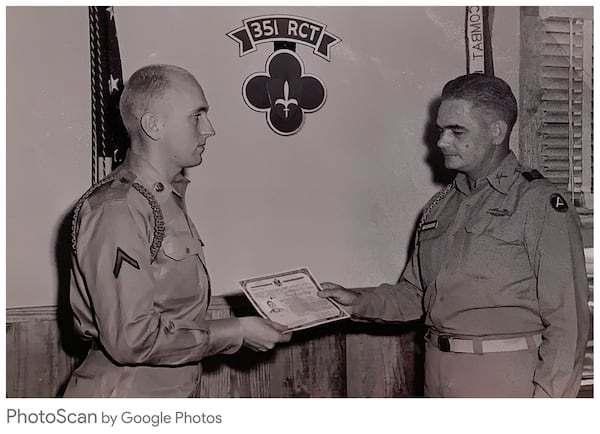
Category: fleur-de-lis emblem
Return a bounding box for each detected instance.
[243,49,326,136]
[274,81,298,119]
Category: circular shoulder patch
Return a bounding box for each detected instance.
[550,193,568,212]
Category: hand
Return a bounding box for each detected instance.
[239,317,292,352]
[318,282,360,306]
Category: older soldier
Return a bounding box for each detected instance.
[320,74,589,397]
[64,64,290,398]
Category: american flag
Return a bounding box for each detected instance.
[89,6,128,184]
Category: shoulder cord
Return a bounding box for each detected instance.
[417,183,453,235]
[71,177,165,263]
[130,182,165,263]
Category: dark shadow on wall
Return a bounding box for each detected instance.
[399,96,456,274]
[382,96,460,395]
[423,97,456,187]
[54,206,89,396]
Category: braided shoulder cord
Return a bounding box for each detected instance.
[417,183,453,234]
[71,176,116,254]
[130,182,165,263]
[71,178,165,264]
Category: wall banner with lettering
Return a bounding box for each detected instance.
[465,6,494,76]
[228,15,341,136]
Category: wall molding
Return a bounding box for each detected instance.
[6,296,246,323]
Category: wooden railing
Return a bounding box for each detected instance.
[6,297,424,398]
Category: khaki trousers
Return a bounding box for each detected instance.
[62,348,202,398]
[424,341,539,397]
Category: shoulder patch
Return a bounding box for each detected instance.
[521,170,545,182]
[550,193,568,212]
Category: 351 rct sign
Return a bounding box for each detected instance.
[228,15,341,135]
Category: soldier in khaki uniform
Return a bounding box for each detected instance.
[64,64,290,398]
[320,74,590,397]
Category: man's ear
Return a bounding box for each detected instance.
[140,112,161,141]
[491,119,508,145]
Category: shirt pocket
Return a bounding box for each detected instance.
[418,218,451,287]
[465,215,522,244]
[462,215,526,277]
[158,233,207,305]
[162,232,204,261]
[419,217,451,242]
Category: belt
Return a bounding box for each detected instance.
[426,330,543,354]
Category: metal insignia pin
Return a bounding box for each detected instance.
[153,182,164,192]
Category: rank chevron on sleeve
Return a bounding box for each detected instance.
[113,247,140,278]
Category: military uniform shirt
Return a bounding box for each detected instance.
[69,152,242,396]
[351,152,590,397]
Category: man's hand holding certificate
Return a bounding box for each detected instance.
[239,267,350,332]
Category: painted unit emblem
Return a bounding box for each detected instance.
[228,15,340,136]
[243,50,325,135]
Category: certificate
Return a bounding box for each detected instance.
[239,267,350,332]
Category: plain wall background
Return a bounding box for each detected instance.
[6,6,520,308]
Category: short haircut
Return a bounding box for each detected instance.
[119,64,196,133]
[441,73,518,131]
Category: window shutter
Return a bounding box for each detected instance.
[521,8,594,397]
[539,17,593,208]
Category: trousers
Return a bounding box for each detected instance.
[424,341,539,397]
[62,347,202,398]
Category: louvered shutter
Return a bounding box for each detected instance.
[521,8,594,396]
[539,17,593,208]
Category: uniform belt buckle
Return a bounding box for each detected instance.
[438,335,452,352]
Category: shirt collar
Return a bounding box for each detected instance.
[454,151,520,195]
[121,151,190,203]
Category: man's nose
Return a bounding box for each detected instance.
[437,130,450,148]
[202,117,216,137]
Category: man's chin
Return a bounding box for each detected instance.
[443,157,461,170]
[186,156,203,168]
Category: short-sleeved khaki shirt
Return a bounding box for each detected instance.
[68,152,242,397]
[352,152,590,397]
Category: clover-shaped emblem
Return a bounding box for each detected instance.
[243,49,326,136]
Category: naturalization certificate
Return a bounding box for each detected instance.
[239,267,350,332]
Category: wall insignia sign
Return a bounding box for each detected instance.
[228,15,340,136]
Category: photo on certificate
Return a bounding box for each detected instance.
[239,267,350,332]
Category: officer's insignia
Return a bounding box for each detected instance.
[521,169,545,182]
[550,193,568,212]
[113,247,140,278]
[420,220,438,231]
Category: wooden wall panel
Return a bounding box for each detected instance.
[345,323,424,397]
[198,299,274,398]
[269,326,347,398]
[6,307,81,398]
[6,299,423,398]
